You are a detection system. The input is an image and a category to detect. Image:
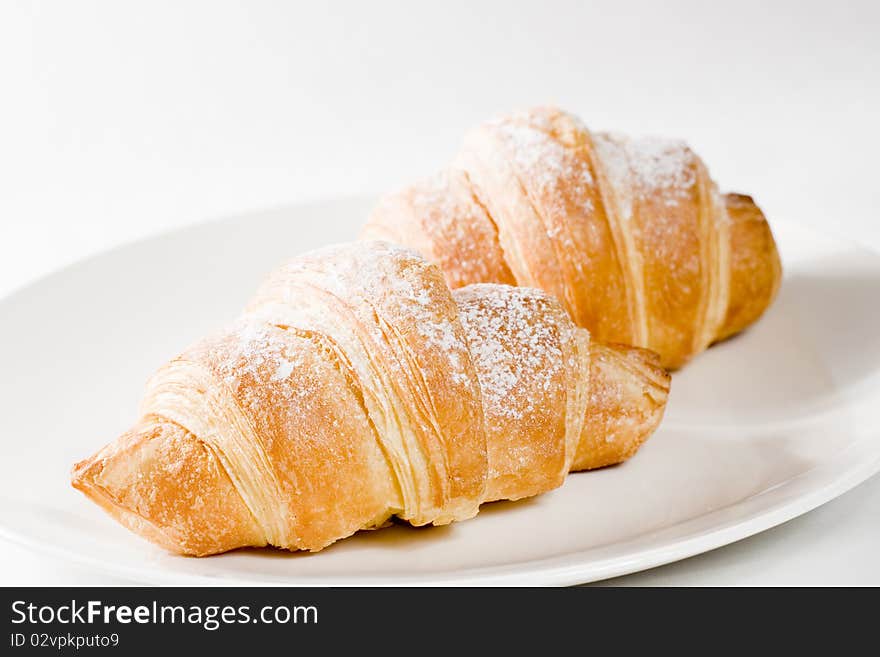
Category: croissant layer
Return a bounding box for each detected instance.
[363,107,782,369]
[72,242,669,555]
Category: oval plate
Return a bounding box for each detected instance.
[1,198,879,585]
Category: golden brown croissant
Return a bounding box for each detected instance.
[71,242,669,556]
[363,107,782,369]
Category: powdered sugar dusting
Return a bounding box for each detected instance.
[594,133,696,220]
[272,358,296,382]
[407,171,504,285]
[384,262,470,384]
[409,172,466,242]
[208,321,307,409]
[488,114,596,230]
[456,284,568,421]
[265,241,475,389]
[709,183,732,226]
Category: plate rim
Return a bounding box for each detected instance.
[1,198,879,586]
[2,445,878,586]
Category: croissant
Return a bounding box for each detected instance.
[71,242,669,556]
[363,107,782,369]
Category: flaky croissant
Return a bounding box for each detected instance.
[363,107,782,369]
[72,242,669,556]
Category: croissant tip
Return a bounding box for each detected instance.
[68,459,197,557]
[724,192,756,206]
[603,341,672,390]
[70,456,97,490]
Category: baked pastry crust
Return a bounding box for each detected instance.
[72,242,669,555]
[364,107,782,369]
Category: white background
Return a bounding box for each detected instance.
[1,0,878,585]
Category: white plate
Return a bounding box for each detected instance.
[1,198,879,586]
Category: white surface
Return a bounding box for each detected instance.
[1,0,879,585]
[1,202,879,585]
